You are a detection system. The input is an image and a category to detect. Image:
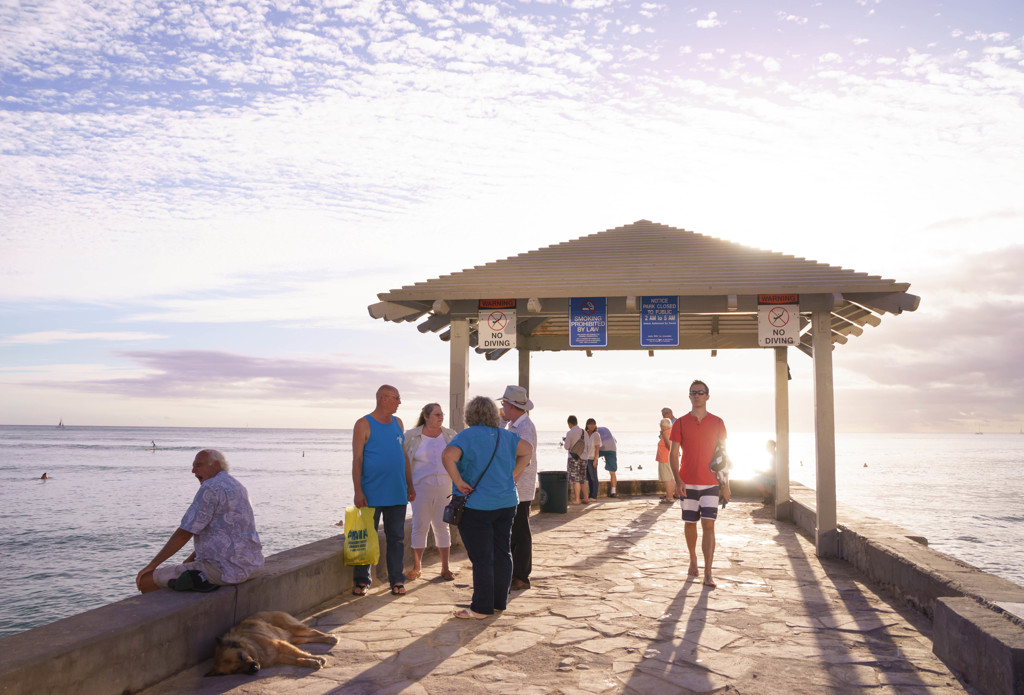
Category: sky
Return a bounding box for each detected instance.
[2,0,1023,435]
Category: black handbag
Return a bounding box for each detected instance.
[443,429,501,525]
[442,494,467,525]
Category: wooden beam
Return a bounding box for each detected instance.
[774,346,792,522]
[518,349,531,393]
[811,309,839,557]
[844,292,921,315]
[449,319,469,432]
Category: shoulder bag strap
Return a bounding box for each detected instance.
[463,428,502,501]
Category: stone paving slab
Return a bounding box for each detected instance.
[141,498,977,694]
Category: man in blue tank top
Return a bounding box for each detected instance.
[351,384,416,595]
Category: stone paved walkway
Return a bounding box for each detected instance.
[143,497,975,694]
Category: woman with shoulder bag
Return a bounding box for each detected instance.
[442,396,532,619]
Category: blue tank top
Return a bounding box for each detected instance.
[361,415,407,506]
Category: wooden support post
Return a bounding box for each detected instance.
[450,318,469,432]
[811,310,839,557]
[518,348,530,394]
[773,346,792,521]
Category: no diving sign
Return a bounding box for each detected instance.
[758,294,799,347]
[478,308,517,349]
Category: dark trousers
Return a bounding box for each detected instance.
[586,459,599,499]
[353,504,406,588]
[458,506,515,614]
[510,500,532,582]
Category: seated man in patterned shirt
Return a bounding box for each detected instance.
[136,449,264,593]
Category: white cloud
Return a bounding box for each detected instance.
[0,331,165,345]
[696,12,722,29]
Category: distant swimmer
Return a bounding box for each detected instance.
[40,472,49,480]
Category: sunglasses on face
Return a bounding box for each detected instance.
[689,390,708,396]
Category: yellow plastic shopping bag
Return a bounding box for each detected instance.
[343,506,379,566]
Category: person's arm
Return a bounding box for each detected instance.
[398,416,415,502]
[352,417,369,507]
[136,527,194,591]
[512,439,532,481]
[592,433,601,467]
[442,445,472,495]
[670,441,682,492]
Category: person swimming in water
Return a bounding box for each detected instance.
[40,473,49,480]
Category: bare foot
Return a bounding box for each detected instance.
[703,576,717,589]
[687,564,699,580]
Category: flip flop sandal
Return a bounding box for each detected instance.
[453,608,487,619]
[440,570,456,581]
[352,584,368,596]
[391,584,406,595]
[405,569,421,581]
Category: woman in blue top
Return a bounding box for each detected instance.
[443,396,532,619]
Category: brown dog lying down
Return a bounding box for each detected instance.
[207,611,339,676]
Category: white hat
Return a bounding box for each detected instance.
[498,385,534,411]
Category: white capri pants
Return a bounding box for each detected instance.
[410,476,453,549]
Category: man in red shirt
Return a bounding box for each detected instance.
[670,379,727,588]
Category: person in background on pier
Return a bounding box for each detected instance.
[662,407,676,424]
[656,418,675,502]
[136,449,264,593]
[499,385,537,591]
[564,415,587,504]
[596,424,618,498]
[404,403,457,582]
[351,384,416,596]
[670,379,727,589]
[583,418,602,500]
[755,439,777,505]
[443,396,532,618]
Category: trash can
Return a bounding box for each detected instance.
[537,470,568,513]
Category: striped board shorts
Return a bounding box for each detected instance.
[681,484,719,522]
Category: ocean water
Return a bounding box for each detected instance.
[1,425,1022,638]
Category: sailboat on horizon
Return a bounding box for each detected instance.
[57,418,65,428]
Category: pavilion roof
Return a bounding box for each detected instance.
[369,220,919,357]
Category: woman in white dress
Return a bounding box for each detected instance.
[403,403,457,581]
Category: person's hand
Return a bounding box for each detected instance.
[407,485,416,502]
[353,491,368,508]
[455,481,473,495]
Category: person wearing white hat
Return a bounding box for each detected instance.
[499,385,537,591]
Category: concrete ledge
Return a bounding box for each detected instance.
[0,587,236,695]
[934,597,1024,695]
[235,536,350,620]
